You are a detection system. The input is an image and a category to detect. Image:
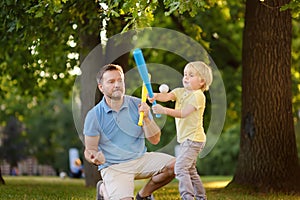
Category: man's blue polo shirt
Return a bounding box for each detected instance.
[83,95,148,170]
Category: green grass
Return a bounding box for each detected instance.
[0,176,299,200]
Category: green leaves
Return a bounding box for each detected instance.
[97,0,159,31]
[25,0,67,17]
[96,0,219,31]
[281,0,300,18]
[164,0,219,17]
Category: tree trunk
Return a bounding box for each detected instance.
[230,0,300,193]
[80,39,103,187]
[77,1,135,187]
[0,168,5,185]
[78,4,102,186]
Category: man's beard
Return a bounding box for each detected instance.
[108,90,123,100]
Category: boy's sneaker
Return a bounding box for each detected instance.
[196,195,207,200]
[136,192,155,200]
[96,180,104,200]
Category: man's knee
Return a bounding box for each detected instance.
[165,158,176,177]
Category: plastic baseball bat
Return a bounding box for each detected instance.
[138,82,147,126]
[133,48,161,118]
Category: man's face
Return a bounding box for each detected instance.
[98,70,125,100]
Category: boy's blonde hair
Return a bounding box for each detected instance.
[186,61,213,91]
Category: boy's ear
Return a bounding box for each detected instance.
[200,78,206,84]
[199,79,206,90]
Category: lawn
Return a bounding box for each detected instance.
[0,176,299,200]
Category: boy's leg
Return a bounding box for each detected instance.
[175,143,194,199]
[175,140,205,200]
[189,143,206,200]
[190,161,206,200]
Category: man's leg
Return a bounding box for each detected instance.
[137,158,176,197]
[101,166,135,200]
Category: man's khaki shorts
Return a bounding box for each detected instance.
[100,152,175,199]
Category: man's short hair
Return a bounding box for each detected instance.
[96,64,124,84]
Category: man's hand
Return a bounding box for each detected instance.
[139,102,150,118]
[84,135,105,165]
[85,150,106,165]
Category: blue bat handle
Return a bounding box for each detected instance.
[133,49,150,84]
[133,48,161,118]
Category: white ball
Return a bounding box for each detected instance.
[159,84,169,93]
[59,171,67,179]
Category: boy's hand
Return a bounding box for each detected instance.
[148,93,158,103]
[152,104,166,115]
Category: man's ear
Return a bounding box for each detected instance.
[98,84,103,93]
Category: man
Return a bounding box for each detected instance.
[83,64,175,200]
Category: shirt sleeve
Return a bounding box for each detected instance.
[83,108,101,137]
[170,88,182,101]
[191,90,205,110]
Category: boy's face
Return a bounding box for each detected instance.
[182,67,205,91]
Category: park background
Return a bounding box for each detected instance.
[0,0,300,197]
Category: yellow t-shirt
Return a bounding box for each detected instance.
[171,88,206,144]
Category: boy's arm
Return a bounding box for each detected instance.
[152,104,196,118]
[149,92,176,102]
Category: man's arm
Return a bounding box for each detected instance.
[142,117,161,144]
[84,135,105,165]
[139,102,161,145]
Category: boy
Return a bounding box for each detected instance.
[149,61,213,200]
